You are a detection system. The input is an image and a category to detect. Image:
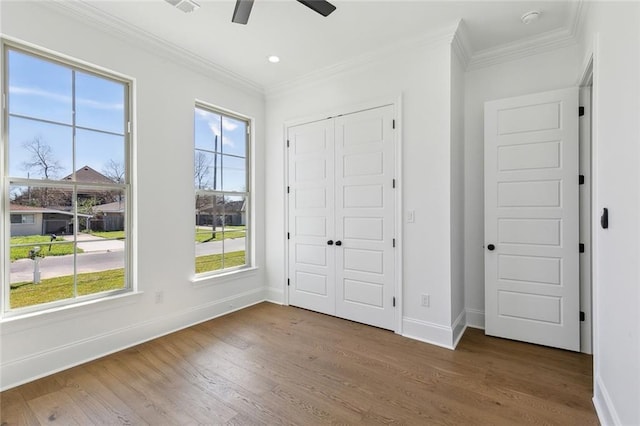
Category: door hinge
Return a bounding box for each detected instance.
[287,278,290,287]
[287,186,290,194]
[392,179,396,188]
[580,311,585,321]
[579,243,585,253]
[287,139,290,148]
[393,238,396,248]
[579,175,585,185]
[392,297,396,307]
[579,106,585,117]
[287,232,290,240]
[392,119,396,129]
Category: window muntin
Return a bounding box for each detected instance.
[194,104,249,275]
[3,44,131,313]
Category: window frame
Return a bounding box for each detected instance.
[193,101,251,278]
[1,39,134,317]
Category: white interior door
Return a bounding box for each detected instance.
[288,119,336,316]
[288,105,396,330]
[335,106,396,330]
[484,87,580,351]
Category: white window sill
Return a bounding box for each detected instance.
[0,291,144,333]
[191,266,259,288]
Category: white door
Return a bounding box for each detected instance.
[335,106,396,330]
[288,105,396,330]
[288,119,336,316]
[484,87,580,351]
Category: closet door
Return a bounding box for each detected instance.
[335,106,396,330]
[288,119,336,316]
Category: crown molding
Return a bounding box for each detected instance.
[451,19,472,69]
[265,22,459,100]
[41,0,264,97]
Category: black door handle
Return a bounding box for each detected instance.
[335,241,342,246]
[327,240,334,245]
[487,244,495,251]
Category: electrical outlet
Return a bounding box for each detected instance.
[407,210,415,223]
[421,294,430,307]
[155,291,164,304]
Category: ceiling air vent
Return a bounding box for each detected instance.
[165,0,200,14]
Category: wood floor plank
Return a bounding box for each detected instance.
[0,302,598,425]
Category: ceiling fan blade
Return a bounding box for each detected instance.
[296,0,336,17]
[232,0,254,24]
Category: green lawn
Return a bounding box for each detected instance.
[196,250,245,274]
[9,235,81,261]
[195,226,246,243]
[87,230,126,240]
[10,269,125,309]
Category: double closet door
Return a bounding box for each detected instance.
[287,105,396,330]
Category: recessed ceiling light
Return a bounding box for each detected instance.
[521,10,541,25]
[268,55,281,64]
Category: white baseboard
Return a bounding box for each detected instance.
[264,286,284,304]
[465,308,485,329]
[402,317,456,350]
[0,288,264,391]
[593,375,621,426]
[452,310,467,349]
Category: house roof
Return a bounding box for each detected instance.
[94,200,125,213]
[9,204,92,218]
[62,165,115,184]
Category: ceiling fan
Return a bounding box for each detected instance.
[232,0,337,25]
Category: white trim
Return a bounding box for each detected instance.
[0,288,264,391]
[283,96,403,333]
[465,308,485,330]
[39,0,263,97]
[593,375,621,426]
[451,19,472,69]
[401,317,455,350]
[451,309,467,349]
[264,287,284,304]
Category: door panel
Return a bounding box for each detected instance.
[288,119,335,315]
[485,88,580,351]
[335,106,395,330]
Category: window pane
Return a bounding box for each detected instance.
[75,71,126,134]
[221,116,247,158]
[76,249,125,297]
[79,188,126,234]
[220,195,247,269]
[75,129,125,183]
[8,50,72,125]
[9,184,73,219]
[195,108,222,152]
[8,116,72,180]
[195,194,224,274]
[9,241,76,309]
[221,155,246,191]
[194,150,220,190]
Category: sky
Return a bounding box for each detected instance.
[7,48,247,192]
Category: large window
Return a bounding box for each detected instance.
[2,43,131,313]
[194,104,249,275]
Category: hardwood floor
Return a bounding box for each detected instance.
[1,302,597,425]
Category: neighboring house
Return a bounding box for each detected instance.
[90,199,126,232]
[9,204,92,237]
[195,198,246,227]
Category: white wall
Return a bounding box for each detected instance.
[0,1,266,390]
[579,3,640,424]
[265,32,463,347]
[463,44,582,328]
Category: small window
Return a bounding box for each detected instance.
[194,104,250,275]
[2,42,132,313]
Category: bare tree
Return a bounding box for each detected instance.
[22,137,62,179]
[102,159,125,184]
[194,151,211,190]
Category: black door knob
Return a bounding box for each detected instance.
[327,240,334,245]
[487,244,495,251]
[335,241,342,246]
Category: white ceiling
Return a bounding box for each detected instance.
[64,0,578,90]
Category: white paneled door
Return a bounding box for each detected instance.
[484,88,580,351]
[288,105,396,330]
